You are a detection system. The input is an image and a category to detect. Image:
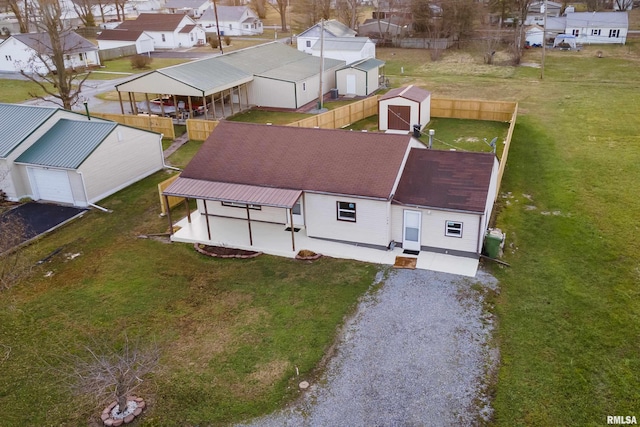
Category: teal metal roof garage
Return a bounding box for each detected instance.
[0,103,165,208]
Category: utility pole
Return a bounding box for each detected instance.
[318,19,324,110]
[541,0,548,79]
[212,0,223,54]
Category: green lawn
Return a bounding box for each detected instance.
[85,57,190,80]
[0,79,56,103]
[376,44,640,425]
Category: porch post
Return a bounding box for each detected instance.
[289,208,296,252]
[211,94,216,119]
[203,199,211,240]
[229,88,235,115]
[159,94,166,117]
[144,93,152,129]
[246,205,253,246]
[220,90,225,118]
[202,95,208,120]
[130,92,138,115]
[173,95,179,119]
[185,198,191,223]
[165,195,173,235]
[188,96,194,118]
[118,91,124,115]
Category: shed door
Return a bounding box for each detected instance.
[28,168,74,204]
[403,210,421,251]
[388,105,411,131]
[346,74,357,94]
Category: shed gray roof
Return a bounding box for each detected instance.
[200,5,254,22]
[11,31,97,55]
[340,57,385,72]
[165,0,209,9]
[298,19,357,38]
[0,104,56,158]
[15,119,116,169]
[117,13,193,32]
[545,16,566,31]
[566,12,628,28]
[380,85,431,103]
[311,37,372,52]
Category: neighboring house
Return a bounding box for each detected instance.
[97,29,155,54]
[115,42,345,115]
[525,0,563,25]
[164,0,210,18]
[0,31,100,74]
[565,12,628,45]
[357,17,410,40]
[309,37,375,64]
[0,104,164,208]
[199,5,263,36]
[162,121,499,262]
[297,19,356,54]
[116,13,205,49]
[525,25,545,46]
[544,16,567,39]
[335,57,385,96]
[378,85,431,132]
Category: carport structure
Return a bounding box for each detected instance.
[115,57,253,120]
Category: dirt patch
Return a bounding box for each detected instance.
[195,244,262,258]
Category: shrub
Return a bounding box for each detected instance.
[130,54,152,70]
[209,37,219,49]
[224,35,231,46]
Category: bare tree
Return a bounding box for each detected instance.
[19,0,92,110]
[441,0,476,39]
[250,0,267,19]
[613,0,633,10]
[489,0,513,28]
[67,335,160,416]
[71,0,97,27]
[336,0,360,30]
[293,0,331,27]
[267,0,288,31]
[5,0,30,33]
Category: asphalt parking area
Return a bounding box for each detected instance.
[0,202,86,252]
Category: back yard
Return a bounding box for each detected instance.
[0,38,639,426]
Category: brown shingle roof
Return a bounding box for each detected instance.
[179,24,197,33]
[394,148,495,213]
[96,29,145,41]
[180,121,414,200]
[379,85,431,103]
[117,13,190,32]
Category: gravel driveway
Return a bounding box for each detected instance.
[237,268,499,427]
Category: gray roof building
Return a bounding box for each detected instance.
[0,104,55,158]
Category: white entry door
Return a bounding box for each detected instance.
[403,210,422,251]
[346,74,357,94]
[286,199,304,227]
[28,167,74,205]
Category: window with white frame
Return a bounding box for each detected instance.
[445,221,463,237]
[337,201,356,222]
[161,34,166,42]
[221,201,261,210]
[190,33,194,41]
[591,29,601,36]
[572,29,580,36]
[302,82,306,91]
[609,29,620,38]
[306,40,311,47]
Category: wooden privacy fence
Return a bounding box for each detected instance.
[288,96,379,129]
[186,119,219,141]
[91,112,176,139]
[495,103,518,197]
[430,98,516,122]
[158,174,182,215]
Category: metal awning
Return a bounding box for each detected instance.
[163,177,301,208]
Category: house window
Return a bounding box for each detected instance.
[302,82,306,91]
[4,55,11,61]
[306,40,311,47]
[609,29,620,38]
[445,221,463,237]
[337,201,356,222]
[65,54,70,60]
[221,201,261,210]
[572,29,580,36]
[591,29,601,36]
[229,24,233,29]
[161,34,166,42]
[78,53,83,61]
[190,33,194,41]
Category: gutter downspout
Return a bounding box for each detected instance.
[477,213,484,254]
[159,133,182,171]
[78,171,112,212]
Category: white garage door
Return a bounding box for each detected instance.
[28,168,74,205]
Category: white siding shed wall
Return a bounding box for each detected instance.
[77,126,163,203]
[199,199,285,224]
[305,193,390,247]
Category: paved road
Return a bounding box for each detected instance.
[237,268,499,427]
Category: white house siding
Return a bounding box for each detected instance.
[98,40,136,50]
[567,26,627,44]
[478,157,500,252]
[336,69,363,95]
[0,159,17,201]
[77,126,163,204]
[390,205,481,254]
[148,31,178,49]
[305,193,391,248]
[137,37,155,53]
[199,200,285,224]
[249,78,296,109]
[366,67,380,95]
[419,95,431,127]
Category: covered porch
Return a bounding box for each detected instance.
[169,211,479,277]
